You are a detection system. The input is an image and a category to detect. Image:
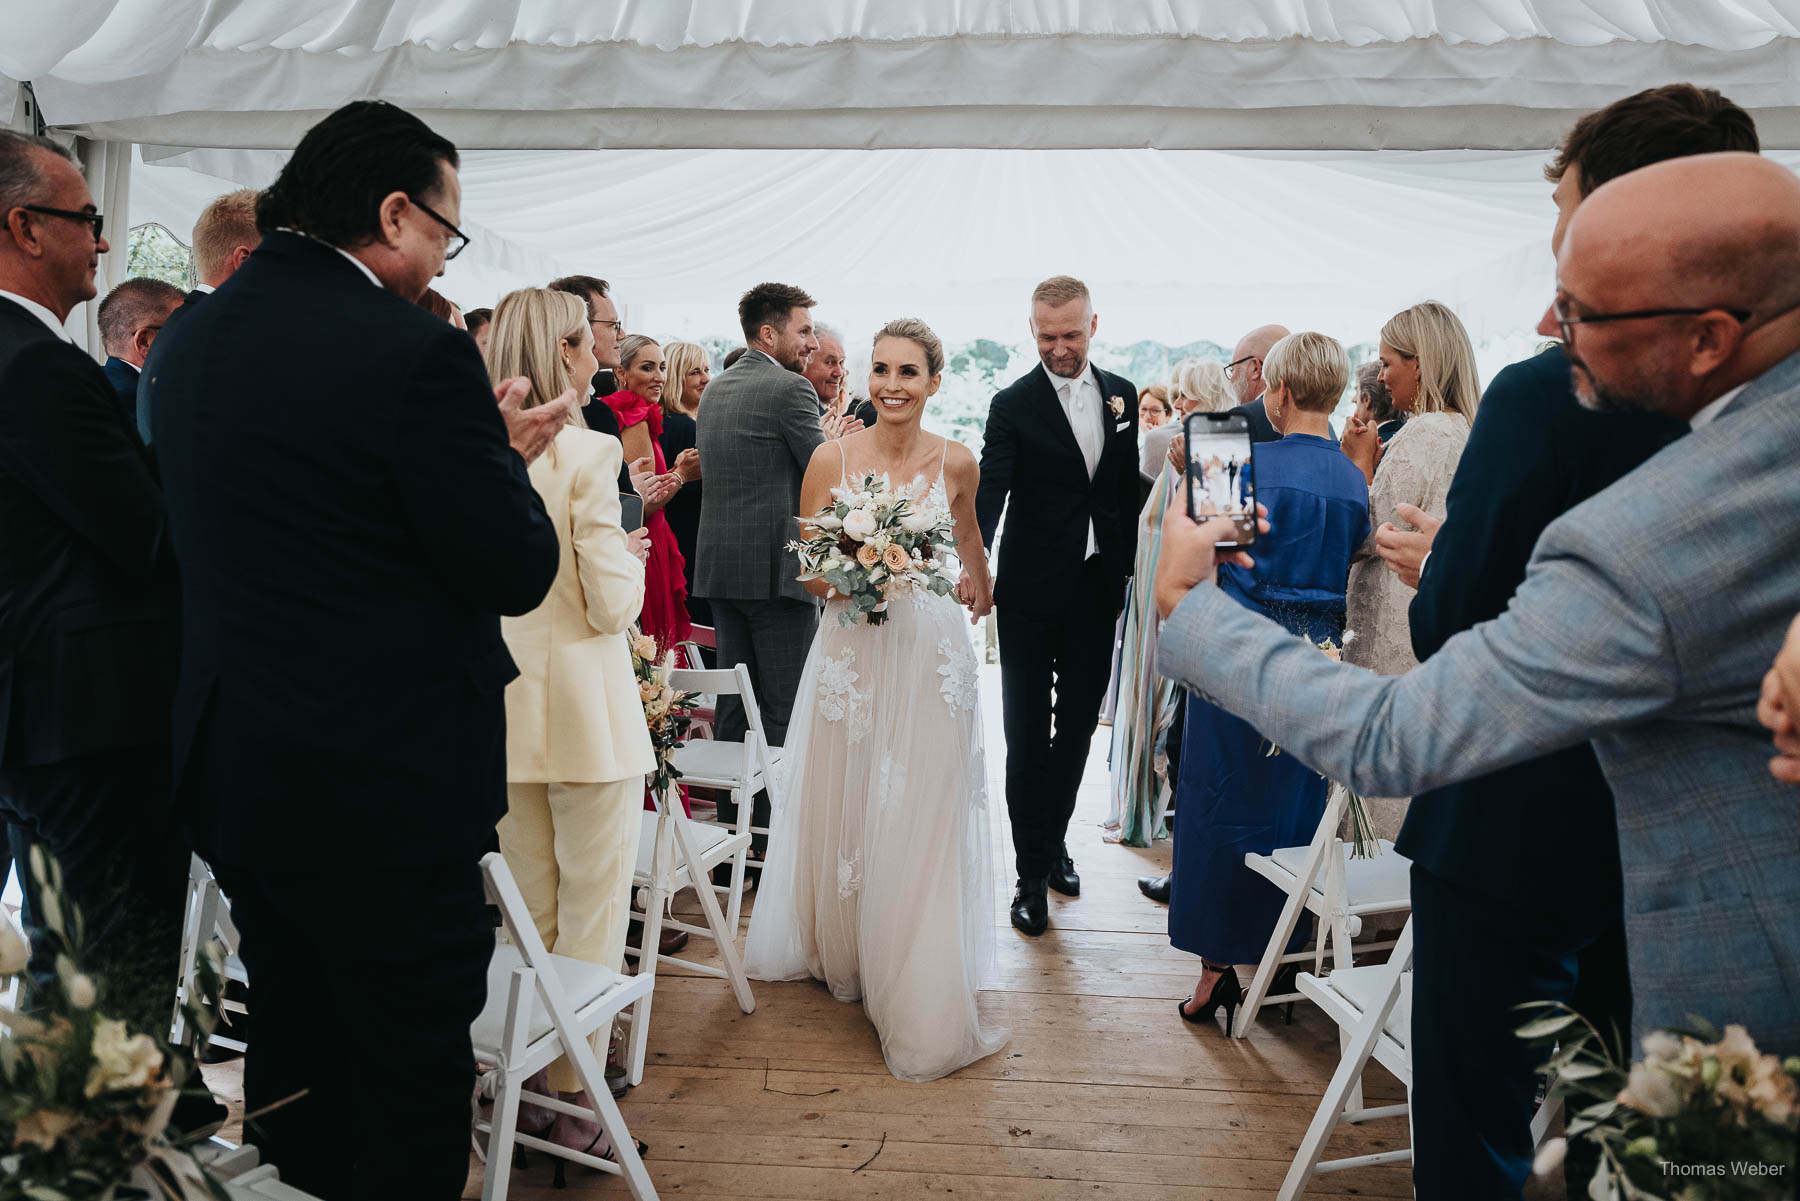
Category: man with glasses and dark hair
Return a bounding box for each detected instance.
[1363,86,1759,1198]
[0,129,210,1126]
[149,100,571,1199]
[548,273,660,498]
[1220,323,1289,443]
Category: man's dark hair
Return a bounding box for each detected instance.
[721,346,747,370]
[547,275,610,317]
[255,101,459,248]
[738,282,816,344]
[0,129,77,218]
[464,306,492,333]
[96,277,184,356]
[1547,84,1758,197]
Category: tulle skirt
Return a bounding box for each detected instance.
[745,588,1008,1081]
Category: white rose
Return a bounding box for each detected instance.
[0,917,27,976]
[842,509,878,541]
[85,1018,165,1097]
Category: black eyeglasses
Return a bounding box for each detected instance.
[16,204,105,242]
[1551,292,1750,344]
[408,196,469,260]
[1224,354,1259,381]
[590,318,624,337]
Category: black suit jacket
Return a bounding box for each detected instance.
[0,298,178,768]
[1397,345,1686,933]
[136,289,207,445]
[1226,395,1278,443]
[102,356,139,421]
[149,232,560,869]
[976,363,1139,612]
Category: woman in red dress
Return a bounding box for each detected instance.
[603,335,693,652]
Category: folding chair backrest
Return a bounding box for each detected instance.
[668,663,768,741]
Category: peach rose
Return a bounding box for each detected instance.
[882,544,911,572]
[638,680,660,703]
[856,543,881,569]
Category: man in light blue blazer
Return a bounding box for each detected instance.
[1154,152,1800,1056]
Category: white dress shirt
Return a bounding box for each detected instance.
[0,290,75,343]
[1690,382,1748,429]
[1044,361,1104,558]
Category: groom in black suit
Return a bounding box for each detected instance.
[977,276,1137,936]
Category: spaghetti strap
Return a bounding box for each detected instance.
[935,435,949,485]
[837,439,848,486]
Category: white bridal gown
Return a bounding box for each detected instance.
[745,467,1008,1082]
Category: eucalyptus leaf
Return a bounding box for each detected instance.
[1517,1013,1581,1040]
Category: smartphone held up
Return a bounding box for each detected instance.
[1183,412,1257,549]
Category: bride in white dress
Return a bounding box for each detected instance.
[745,317,1009,1082]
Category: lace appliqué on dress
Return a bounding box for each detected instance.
[816,649,873,743]
[837,853,862,899]
[937,636,980,712]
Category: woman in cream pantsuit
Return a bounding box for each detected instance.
[486,288,655,1158]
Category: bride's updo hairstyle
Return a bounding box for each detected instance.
[873,317,944,376]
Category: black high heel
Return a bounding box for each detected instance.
[1177,963,1241,1029]
[550,1128,650,1188]
[1268,962,1301,1025]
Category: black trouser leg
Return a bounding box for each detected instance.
[0,745,187,1037]
[216,857,491,1201]
[1410,865,1623,1201]
[997,558,1116,880]
[1164,690,1188,830]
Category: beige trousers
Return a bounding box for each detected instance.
[498,778,643,1093]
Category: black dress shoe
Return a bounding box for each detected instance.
[1009,878,1049,936]
[1046,854,1080,898]
[1138,874,1171,904]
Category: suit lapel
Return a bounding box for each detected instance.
[1032,365,1088,467]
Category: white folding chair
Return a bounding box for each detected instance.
[674,625,718,737]
[172,854,248,1052]
[666,664,785,924]
[1278,917,1560,1200]
[1234,785,1411,1039]
[470,852,656,1201]
[621,778,755,1086]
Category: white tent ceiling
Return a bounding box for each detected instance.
[10,1,1800,347]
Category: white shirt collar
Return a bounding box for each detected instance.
[1689,382,1748,430]
[117,358,141,373]
[0,290,75,343]
[278,227,383,290]
[193,282,215,294]
[1043,360,1093,394]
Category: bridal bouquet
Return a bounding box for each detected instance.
[631,632,699,802]
[0,850,230,1201]
[789,471,959,627]
[1519,1004,1799,1199]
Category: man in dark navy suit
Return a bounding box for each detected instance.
[151,101,571,1200]
[1372,84,1759,1200]
[95,276,182,421]
[977,276,1138,936]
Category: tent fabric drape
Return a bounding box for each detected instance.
[11,1,1800,150]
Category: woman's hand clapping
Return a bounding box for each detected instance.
[1341,416,1382,484]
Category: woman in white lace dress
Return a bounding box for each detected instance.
[745,318,1009,1082]
[1340,300,1482,839]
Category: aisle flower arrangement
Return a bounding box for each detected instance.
[1519,1003,1800,1199]
[0,850,229,1201]
[631,632,699,802]
[789,471,959,627]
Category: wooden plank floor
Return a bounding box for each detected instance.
[460,664,1415,1199]
[199,665,1561,1198]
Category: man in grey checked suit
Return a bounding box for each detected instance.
[1154,153,1800,1055]
[695,282,826,843]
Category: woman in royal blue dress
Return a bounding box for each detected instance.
[1168,332,1371,1028]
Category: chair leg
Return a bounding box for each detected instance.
[1234,848,1328,1038]
[562,1012,658,1201]
[627,885,665,1087]
[1329,909,1364,1115]
[668,807,755,1015]
[481,1071,521,1201]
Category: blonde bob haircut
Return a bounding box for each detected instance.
[485,287,589,430]
[1170,358,1232,414]
[1380,300,1482,420]
[661,341,708,417]
[1262,331,1351,413]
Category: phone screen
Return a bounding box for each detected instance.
[619,492,645,533]
[1183,413,1257,547]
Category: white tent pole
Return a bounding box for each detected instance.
[70,137,131,359]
